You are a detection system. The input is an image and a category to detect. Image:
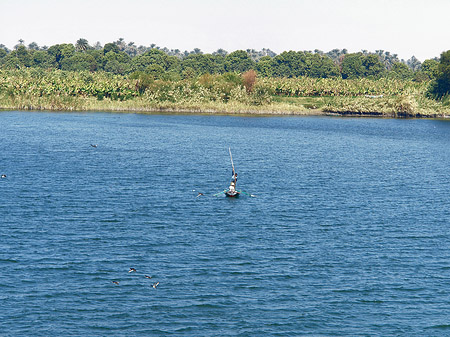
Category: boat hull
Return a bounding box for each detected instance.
[225,191,240,198]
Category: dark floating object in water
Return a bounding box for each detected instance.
[145,275,152,279]
[129,268,137,273]
[90,144,98,148]
[152,282,159,289]
[196,192,204,198]
[112,281,119,285]
[1,174,6,178]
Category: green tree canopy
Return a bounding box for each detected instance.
[103,43,120,55]
[61,53,97,71]
[2,45,32,68]
[224,50,254,73]
[0,40,441,84]
[272,51,308,77]
[255,56,274,77]
[429,50,450,98]
[421,59,440,80]
[307,53,340,78]
[31,50,53,68]
[388,62,414,80]
[47,44,75,68]
[181,54,224,75]
[341,53,386,79]
[103,50,131,74]
[130,49,179,74]
[341,53,365,79]
[362,54,385,78]
[0,48,7,61]
[86,49,105,68]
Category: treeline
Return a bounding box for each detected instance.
[0,39,440,82]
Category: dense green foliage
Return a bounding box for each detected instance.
[428,51,450,98]
[0,40,448,115]
[341,53,385,79]
[0,39,439,81]
[0,68,427,102]
[1,67,444,115]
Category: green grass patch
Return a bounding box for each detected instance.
[272,96,327,110]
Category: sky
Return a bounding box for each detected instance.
[1,0,449,61]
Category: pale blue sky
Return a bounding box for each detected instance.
[1,0,449,61]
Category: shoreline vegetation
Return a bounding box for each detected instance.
[1,40,449,118]
[1,68,449,118]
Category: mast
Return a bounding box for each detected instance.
[229,147,236,184]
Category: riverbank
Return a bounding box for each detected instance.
[1,68,449,118]
[2,95,448,118]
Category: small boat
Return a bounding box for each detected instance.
[225,189,240,198]
[214,149,254,198]
[225,148,240,197]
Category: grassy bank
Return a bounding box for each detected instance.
[1,68,449,117]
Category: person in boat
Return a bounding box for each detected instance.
[229,181,236,193]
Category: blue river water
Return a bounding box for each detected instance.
[1,111,450,336]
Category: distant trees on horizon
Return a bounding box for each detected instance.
[0,38,442,84]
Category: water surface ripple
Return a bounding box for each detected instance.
[1,112,450,336]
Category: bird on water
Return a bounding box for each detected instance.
[145,275,152,279]
[129,268,137,273]
[152,282,159,289]
[112,281,119,285]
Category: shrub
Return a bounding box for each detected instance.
[250,84,273,105]
[395,95,418,115]
[129,71,154,94]
[242,70,257,93]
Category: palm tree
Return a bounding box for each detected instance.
[262,48,276,57]
[137,45,148,55]
[114,38,126,51]
[382,52,399,71]
[76,38,89,52]
[407,56,421,71]
[125,42,137,57]
[93,41,103,50]
[28,42,40,50]
[213,48,228,57]
[14,39,25,50]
